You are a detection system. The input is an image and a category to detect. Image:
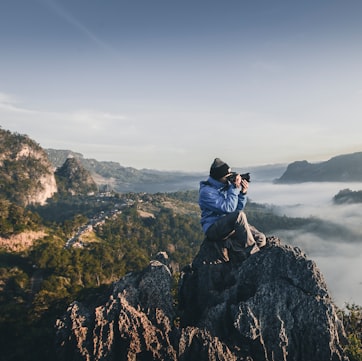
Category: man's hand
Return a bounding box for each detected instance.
[232,173,241,187]
[240,178,249,194]
[232,174,248,193]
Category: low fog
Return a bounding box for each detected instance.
[250,181,362,308]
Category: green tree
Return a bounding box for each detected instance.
[338,303,362,361]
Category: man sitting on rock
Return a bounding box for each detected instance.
[198,157,266,262]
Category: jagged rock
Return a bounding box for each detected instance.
[55,242,349,361]
[55,254,178,361]
[55,157,98,196]
[180,237,348,360]
[178,326,238,361]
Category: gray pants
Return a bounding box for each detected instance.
[205,211,266,251]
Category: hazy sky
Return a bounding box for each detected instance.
[1,0,362,171]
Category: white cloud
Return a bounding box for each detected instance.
[69,110,128,130]
[250,181,362,307]
[0,93,35,114]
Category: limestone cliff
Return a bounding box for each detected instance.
[55,239,349,361]
[0,128,57,206]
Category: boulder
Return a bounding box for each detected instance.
[55,239,349,361]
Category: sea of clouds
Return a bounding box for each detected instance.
[249,181,362,308]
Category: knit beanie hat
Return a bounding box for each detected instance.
[209,158,231,180]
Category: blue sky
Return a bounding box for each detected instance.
[1,0,362,171]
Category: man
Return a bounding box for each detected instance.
[198,157,266,262]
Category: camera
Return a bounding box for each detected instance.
[227,172,251,183]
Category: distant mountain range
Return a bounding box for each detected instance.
[46,148,287,193]
[2,127,361,199]
[44,149,362,190]
[276,152,362,183]
[46,148,206,193]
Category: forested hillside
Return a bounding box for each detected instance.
[1,189,362,359]
[1,128,362,360]
[1,191,205,361]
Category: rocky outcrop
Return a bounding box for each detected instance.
[180,237,348,361]
[55,240,349,361]
[0,129,57,206]
[55,157,98,196]
[55,253,177,361]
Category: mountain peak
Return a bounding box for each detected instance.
[55,157,98,196]
[55,237,348,360]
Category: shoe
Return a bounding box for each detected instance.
[249,244,260,254]
[255,235,266,248]
[245,244,260,255]
[250,226,266,248]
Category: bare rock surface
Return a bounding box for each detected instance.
[55,240,349,361]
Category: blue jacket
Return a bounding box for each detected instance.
[198,176,247,233]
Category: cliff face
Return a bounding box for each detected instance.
[0,129,57,206]
[55,238,349,361]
